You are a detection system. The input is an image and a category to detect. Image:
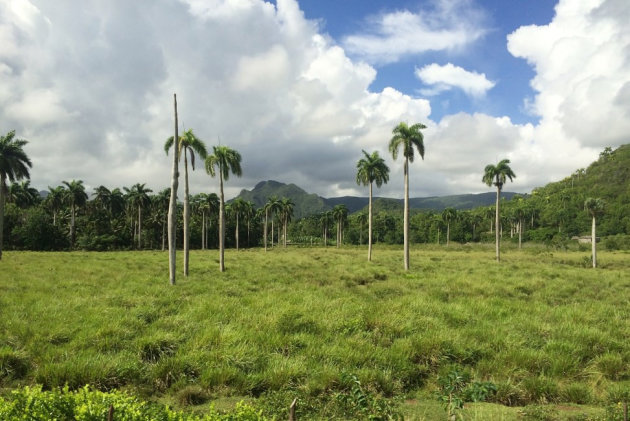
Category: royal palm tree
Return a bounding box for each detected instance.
[584,198,604,268]
[320,210,333,247]
[356,212,368,245]
[8,180,39,208]
[483,159,516,262]
[230,197,246,250]
[152,188,170,251]
[92,186,112,212]
[332,204,348,248]
[356,149,389,261]
[442,207,457,247]
[124,183,153,249]
[264,196,281,251]
[389,121,426,270]
[243,200,255,247]
[205,145,242,272]
[0,130,32,259]
[279,197,295,247]
[45,186,66,226]
[165,129,208,275]
[63,180,88,248]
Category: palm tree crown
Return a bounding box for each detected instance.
[483,159,516,191]
[0,130,32,260]
[389,122,426,164]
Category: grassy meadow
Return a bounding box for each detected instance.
[1,244,629,419]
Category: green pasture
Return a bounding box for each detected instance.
[1,245,628,419]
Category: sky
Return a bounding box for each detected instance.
[1,0,629,200]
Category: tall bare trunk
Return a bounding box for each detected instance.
[518,218,522,250]
[591,215,597,268]
[201,210,206,250]
[168,94,179,285]
[183,151,190,276]
[0,175,5,260]
[138,206,142,249]
[70,204,76,248]
[446,222,450,246]
[403,158,409,270]
[495,186,501,263]
[264,209,268,251]
[271,220,274,248]
[235,213,239,251]
[219,173,225,272]
[368,182,373,261]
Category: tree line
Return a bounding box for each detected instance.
[2,125,623,269]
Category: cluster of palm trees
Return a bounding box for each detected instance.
[1,123,607,269]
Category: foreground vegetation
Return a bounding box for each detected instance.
[1,245,629,419]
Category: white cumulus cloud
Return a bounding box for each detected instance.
[342,0,487,64]
[415,63,495,97]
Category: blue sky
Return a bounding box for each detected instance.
[295,0,556,124]
[1,0,629,199]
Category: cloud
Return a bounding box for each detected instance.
[0,0,628,202]
[415,63,495,97]
[508,0,630,149]
[342,0,487,64]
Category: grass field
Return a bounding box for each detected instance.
[1,244,629,419]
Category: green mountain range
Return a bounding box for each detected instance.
[234,180,517,218]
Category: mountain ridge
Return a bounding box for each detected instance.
[233,180,516,218]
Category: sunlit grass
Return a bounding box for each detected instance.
[1,244,628,418]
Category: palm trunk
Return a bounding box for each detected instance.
[368,182,373,261]
[235,213,239,251]
[168,93,179,285]
[518,218,523,250]
[271,220,274,248]
[138,206,142,249]
[183,150,190,276]
[70,203,76,248]
[495,186,501,263]
[403,158,409,270]
[161,218,166,251]
[264,209,268,251]
[219,173,225,272]
[283,218,287,248]
[446,222,450,246]
[0,175,5,260]
[247,219,250,247]
[201,210,206,250]
[591,215,597,268]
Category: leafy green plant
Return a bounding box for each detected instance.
[437,369,469,419]
[335,373,402,420]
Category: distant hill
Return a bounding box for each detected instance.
[234,180,516,218]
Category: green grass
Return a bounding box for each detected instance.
[1,244,629,419]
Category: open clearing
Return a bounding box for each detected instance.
[1,245,629,419]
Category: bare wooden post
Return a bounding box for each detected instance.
[288,398,297,421]
[168,93,179,285]
[107,404,114,421]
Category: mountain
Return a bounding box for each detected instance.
[234,180,327,219]
[234,180,515,218]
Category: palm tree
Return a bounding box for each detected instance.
[264,196,280,251]
[45,186,66,226]
[63,180,88,248]
[584,198,604,268]
[332,204,348,248]
[483,159,516,262]
[205,145,242,272]
[356,149,389,261]
[165,129,208,276]
[243,201,255,247]
[8,180,39,208]
[168,93,179,285]
[152,188,170,251]
[124,183,153,249]
[279,197,295,247]
[442,207,457,247]
[230,197,246,250]
[389,121,426,270]
[0,130,32,260]
[320,210,333,247]
[355,212,368,245]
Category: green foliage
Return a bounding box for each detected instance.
[0,385,268,420]
[1,248,628,418]
[335,373,402,420]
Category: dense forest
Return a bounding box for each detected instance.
[2,144,629,252]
